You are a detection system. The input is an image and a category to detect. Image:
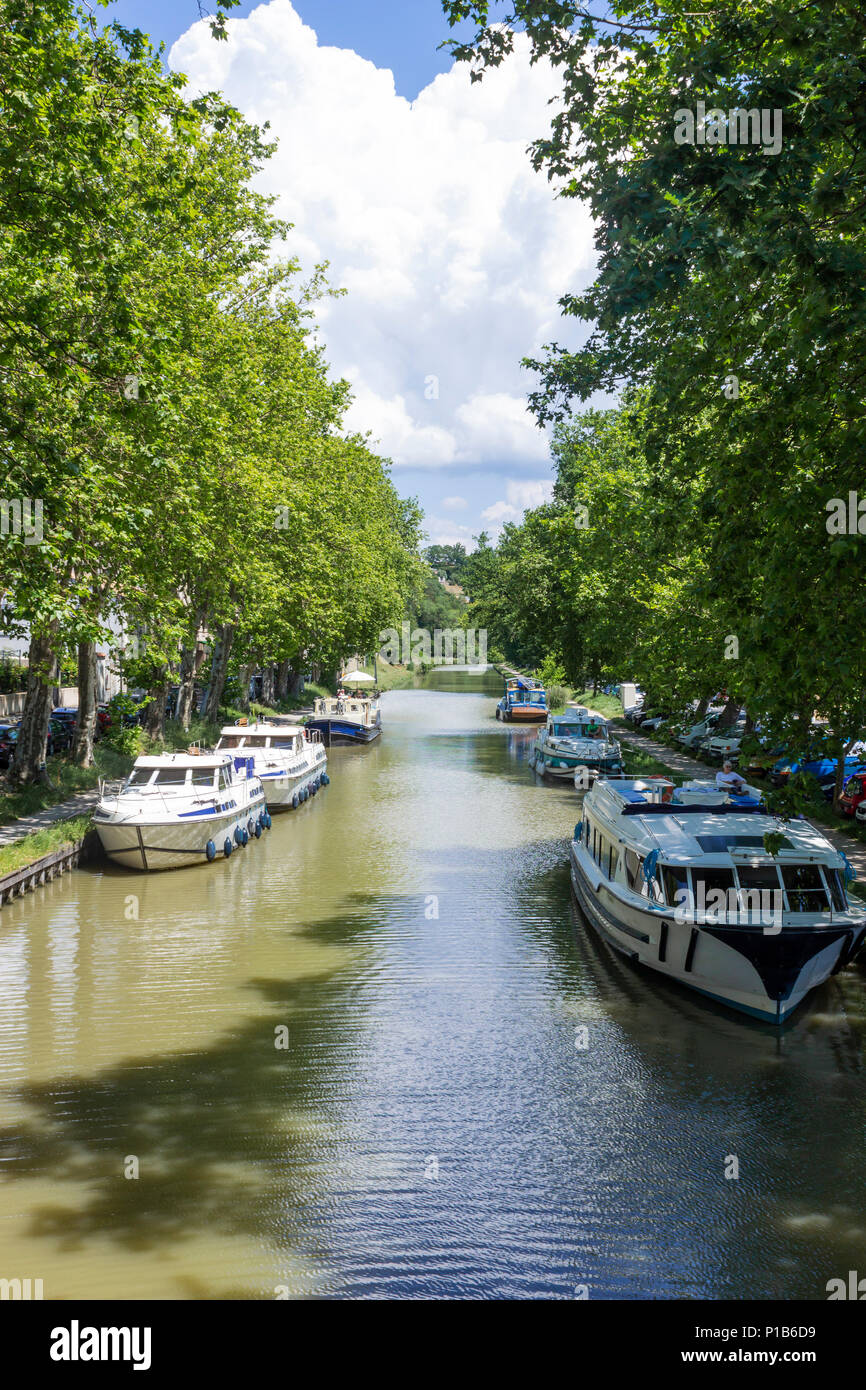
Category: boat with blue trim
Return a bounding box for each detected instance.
[529,709,623,780]
[307,695,381,746]
[569,776,866,1023]
[93,751,268,870]
[215,720,328,810]
[496,675,548,722]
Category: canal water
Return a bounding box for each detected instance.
[1,676,865,1300]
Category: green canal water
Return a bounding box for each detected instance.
[1,673,865,1299]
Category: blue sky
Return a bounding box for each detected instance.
[101,0,592,550]
[106,1,464,99]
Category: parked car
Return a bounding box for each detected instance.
[839,772,866,817]
[641,713,668,732]
[0,723,19,769]
[701,720,748,763]
[675,710,725,749]
[771,751,865,789]
[50,709,77,752]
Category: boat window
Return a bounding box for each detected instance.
[191,769,215,789]
[125,769,152,787]
[691,867,736,899]
[609,844,619,881]
[823,868,847,911]
[153,769,189,786]
[661,863,689,908]
[735,864,782,912]
[220,735,242,750]
[781,864,830,913]
[553,722,586,737]
[624,848,642,890]
[219,767,232,791]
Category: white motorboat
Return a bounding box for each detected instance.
[215,721,328,810]
[529,710,623,781]
[93,751,269,871]
[569,776,866,1023]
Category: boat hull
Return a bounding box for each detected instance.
[498,697,547,722]
[531,748,622,779]
[260,751,328,809]
[306,718,381,746]
[94,793,267,871]
[569,839,862,1023]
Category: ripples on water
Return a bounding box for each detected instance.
[0,682,865,1299]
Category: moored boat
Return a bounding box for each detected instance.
[215,720,328,810]
[93,751,269,870]
[529,710,623,780]
[569,775,866,1022]
[496,675,548,722]
[307,695,381,745]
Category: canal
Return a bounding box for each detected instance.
[1,675,865,1299]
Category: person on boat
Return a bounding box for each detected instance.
[716,761,747,795]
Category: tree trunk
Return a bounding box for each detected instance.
[694,694,710,722]
[177,631,207,730]
[275,659,290,703]
[203,624,234,724]
[11,627,59,786]
[237,663,251,714]
[717,697,741,729]
[73,639,99,767]
[144,671,168,742]
[287,660,304,699]
[262,663,275,706]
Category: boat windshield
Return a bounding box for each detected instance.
[552,721,608,738]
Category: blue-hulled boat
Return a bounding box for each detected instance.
[307,695,381,746]
[496,675,548,722]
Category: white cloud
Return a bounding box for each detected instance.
[481,478,554,531]
[170,2,595,475]
[441,496,468,511]
[423,517,478,549]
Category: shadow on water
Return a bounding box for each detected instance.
[0,896,397,1296]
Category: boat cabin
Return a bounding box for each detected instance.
[121,752,249,795]
[579,778,849,921]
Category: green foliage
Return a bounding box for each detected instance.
[536,653,567,688]
[0,0,423,778]
[438,0,866,799]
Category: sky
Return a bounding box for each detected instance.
[103,0,597,549]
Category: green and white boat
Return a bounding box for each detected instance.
[529,710,623,781]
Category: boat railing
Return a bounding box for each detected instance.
[97,777,126,801]
[304,726,324,744]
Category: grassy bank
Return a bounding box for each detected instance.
[0,814,93,877]
[0,744,133,827]
[573,689,624,721]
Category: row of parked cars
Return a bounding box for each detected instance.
[0,706,112,770]
[621,688,866,818]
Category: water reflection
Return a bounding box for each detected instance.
[0,683,863,1299]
